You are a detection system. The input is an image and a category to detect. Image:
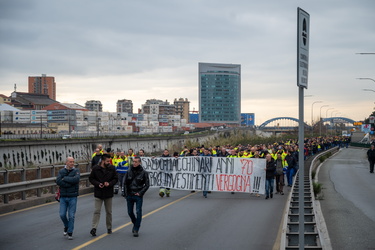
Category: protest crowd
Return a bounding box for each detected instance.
[57,135,351,239]
[91,135,351,198]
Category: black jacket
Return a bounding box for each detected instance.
[91,155,101,168]
[56,167,80,197]
[123,165,150,197]
[285,154,297,169]
[89,164,118,199]
[266,159,276,179]
[367,148,375,161]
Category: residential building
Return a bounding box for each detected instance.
[174,98,190,122]
[142,99,176,115]
[199,62,241,124]
[0,94,11,104]
[28,74,56,100]
[117,99,133,113]
[85,100,102,112]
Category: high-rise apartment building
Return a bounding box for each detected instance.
[199,62,241,124]
[117,99,133,113]
[142,99,176,115]
[174,98,190,122]
[28,74,56,100]
[85,100,102,112]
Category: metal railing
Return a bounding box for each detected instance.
[0,163,91,204]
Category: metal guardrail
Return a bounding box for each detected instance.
[0,173,90,196]
[282,147,338,249]
[0,163,91,204]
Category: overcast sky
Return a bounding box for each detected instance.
[0,0,374,125]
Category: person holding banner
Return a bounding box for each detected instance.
[200,148,211,198]
[159,149,171,197]
[265,154,276,199]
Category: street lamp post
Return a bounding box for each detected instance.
[329,110,337,135]
[325,108,334,134]
[357,77,375,83]
[319,105,329,136]
[332,112,340,135]
[363,89,375,92]
[311,101,322,135]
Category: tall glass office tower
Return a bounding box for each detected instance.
[199,62,241,124]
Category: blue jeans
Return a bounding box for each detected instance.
[286,168,295,186]
[265,178,274,197]
[126,195,143,231]
[59,197,77,234]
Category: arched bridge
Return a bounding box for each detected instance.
[259,117,311,130]
[322,117,355,124]
[258,116,356,132]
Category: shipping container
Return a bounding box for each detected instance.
[31,110,47,115]
[159,118,169,123]
[149,121,159,127]
[47,110,67,115]
[87,126,97,131]
[76,121,88,126]
[13,117,31,122]
[14,111,31,116]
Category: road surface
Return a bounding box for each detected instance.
[0,188,290,250]
[318,147,375,250]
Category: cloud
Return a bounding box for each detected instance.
[0,0,374,125]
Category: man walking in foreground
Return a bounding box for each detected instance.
[367,144,375,173]
[89,154,118,236]
[122,157,150,237]
[56,157,80,240]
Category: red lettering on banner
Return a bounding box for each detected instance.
[215,174,251,192]
[240,159,253,175]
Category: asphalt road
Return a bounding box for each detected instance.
[0,187,290,250]
[318,147,375,250]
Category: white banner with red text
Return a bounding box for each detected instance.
[140,157,266,194]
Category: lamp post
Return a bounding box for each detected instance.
[319,105,329,136]
[325,108,334,134]
[332,112,340,135]
[357,77,375,83]
[329,110,337,135]
[311,101,322,135]
[363,89,375,92]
